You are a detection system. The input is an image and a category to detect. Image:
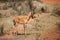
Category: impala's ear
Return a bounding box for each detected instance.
[28,12,32,16]
[28,12,33,18]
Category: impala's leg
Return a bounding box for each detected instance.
[23,23,25,35]
[23,23,27,37]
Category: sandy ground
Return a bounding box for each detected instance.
[0,16,60,40]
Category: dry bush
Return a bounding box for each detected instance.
[0,18,14,35]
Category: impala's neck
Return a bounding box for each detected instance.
[27,12,33,21]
